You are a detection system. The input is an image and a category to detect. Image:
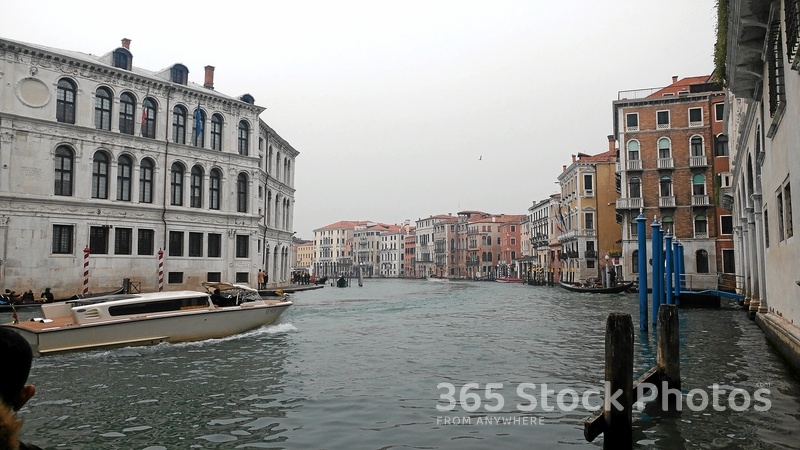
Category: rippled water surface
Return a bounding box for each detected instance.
[15,279,800,449]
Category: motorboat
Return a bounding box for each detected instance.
[1,284,292,356]
[427,276,448,282]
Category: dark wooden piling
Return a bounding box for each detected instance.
[602,313,633,449]
[657,304,680,405]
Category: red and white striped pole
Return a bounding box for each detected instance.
[157,248,164,292]
[83,246,90,294]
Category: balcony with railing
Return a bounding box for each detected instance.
[657,157,674,169]
[616,197,643,209]
[585,250,598,259]
[659,196,676,208]
[627,159,643,171]
[692,195,710,206]
[689,155,708,167]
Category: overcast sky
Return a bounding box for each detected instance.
[1,0,718,240]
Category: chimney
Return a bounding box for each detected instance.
[607,135,615,153]
[672,75,678,84]
[121,38,131,50]
[204,65,215,90]
[562,164,567,172]
[571,154,576,163]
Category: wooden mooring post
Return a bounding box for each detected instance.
[584,304,680,448]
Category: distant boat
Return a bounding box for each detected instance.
[336,277,347,288]
[314,276,329,285]
[558,281,634,294]
[496,277,523,283]
[427,276,448,282]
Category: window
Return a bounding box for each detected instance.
[696,249,709,273]
[52,225,73,254]
[139,158,154,203]
[190,165,203,208]
[54,146,74,196]
[237,173,248,213]
[627,140,639,160]
[207,272,222,282]
[784,182,794,239]
[95,87,112,130]
[209,168,221,210]
[89,226,109,254]
[170,162,184,206]
[113,49,131,70]
[171,64,188,85]
[714,134,729,156]
[778,191,785,241]
[690,136,704,156]
[169,231,184,257]
[688,107,702,126]
[714,103,724,121]
[660,175,673,197]
[138,229,154,255]
[656,110,670,129]
[585,212,594,230]
[193,108,205,147]
[694,214,708,236]
[172,105,187,144]
[630,217,638,238]
[658,138,671,159]
[722,249,735,273]
[92,152,110,199]
[583,174,593,194]
[189,232,203,257]
[236,272,250,283]
[208,233,222,258]
[765,209,770,247]
[114,228,133,255]
[116,155,133,201]
[629,177,641,198]
[236,235,249,258]
[119,92,136,135]
[662,215,674,234]
[692,174,706,196]
[626,113,639,131]
[632,250,638,274]
[211,114,223,151]
[142,98,157,138]
[720,216,733,235]
[168,272,184,284]
[238,121,250,156]
[56,79,76,124]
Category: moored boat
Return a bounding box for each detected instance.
[496,277,523,283]
[558,281,634,294]
[1,286,292,356]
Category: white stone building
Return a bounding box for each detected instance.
[0,37,297,296]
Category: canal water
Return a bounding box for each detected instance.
[13,279,800,449]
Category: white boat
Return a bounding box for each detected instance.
[427,276,449,282]
[1,283,292,356]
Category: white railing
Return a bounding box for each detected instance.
[656,123,670,130]
[616,197,643,209]
[659,196,676,208]
[689,120,703,127]
[627,159,642,171]
[692,195,710,206]
[690,155,708,167]
[657,157,674,169]
[626,125,639,132]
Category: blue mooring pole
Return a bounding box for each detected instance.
[665,232,673,305]
[651,218,662,326]
[672,238,680,299]
[676,242,684,307]
[636,212,648,331]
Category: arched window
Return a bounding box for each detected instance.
[142,98,157,138]
[54,145,74,196]
[694,214,708,237]
[211,114,223,151]
[237,172,248,212]
[632,250,639,274]
[696,249,709,273]
[658,138,671,159]
[662,215,674,234]
[95,87,112,130]
[629,177,641,198]
[660,175,673,197]
[92,152,110,199]
[630,216,639,237]
[209,168,222,210]
[690,136,704,156]
[627,140,640,160]
[119,92,136,135]
[170,162,184,206]
[193,108,205,148]
[692,173,706,196]
[173,105,187,144]
[238,121,250,156]
[190,165,204,208]
[140,158,154,203]
[117,155,133,201]
[56,79,76,124]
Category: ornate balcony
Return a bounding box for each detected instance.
[689,155,708,167]
[585,250,598,259]
[692,195,710,206]
[659,196,676,208]
[627,159,642,171]
[616,197,643,209]
[657,157,674,169]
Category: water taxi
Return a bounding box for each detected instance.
[1,285,291,356]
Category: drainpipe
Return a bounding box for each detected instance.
[161,86,175,250]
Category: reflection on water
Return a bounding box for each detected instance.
[13,280,800,449]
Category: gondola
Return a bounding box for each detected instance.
[314,276,329,285]
[558,281,634,294]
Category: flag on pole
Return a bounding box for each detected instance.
[140,97,148,135]
[194,102,203,137]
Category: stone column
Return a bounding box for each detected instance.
[746,206,760,318]
[741,214,751,309]
[752,194,768,314]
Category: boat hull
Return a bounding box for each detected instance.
[558,281,634,294]
[3,302,291,356]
